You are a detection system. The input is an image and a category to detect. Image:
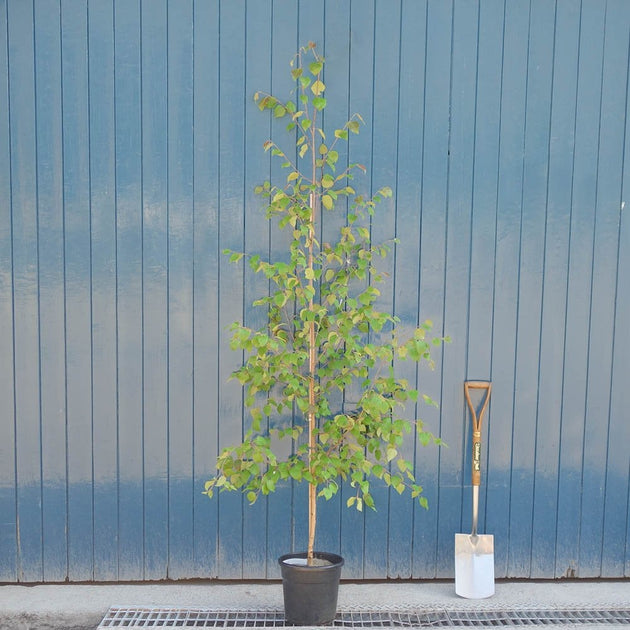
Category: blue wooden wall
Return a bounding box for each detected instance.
[1,0,629,582]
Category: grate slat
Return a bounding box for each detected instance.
[98,607,630,628]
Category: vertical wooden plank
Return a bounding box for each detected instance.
[579,0,628,577]
[167,0,195,579]
[317,0,351,565]
[321,0,351,279]
[0,0,17,583]
[141,0,168,580]
[487,0,530,579]
[192,0,220,579]
[8,0,43,583]
[466,0,503,579]
[240,1,272,579]
[300,0,337,564]
[35,0,67,582]
[217,0,246,578]
[414,0,451,579]
[531,0,579,579]
[362,1,399,575]
[266,0,299,571]
[602,2,630,580]
[263,1,297,574]
[437,0,478,579]
[509,0,555,578]
[114,0,144,580]
[556,0,605,579]
[61,0,94,581]
[371,0,408,579]
[397,0,431,580]
[89,0,119,582]
[298,0,343,566]
[344,0,375,579]
[338,0,369,580]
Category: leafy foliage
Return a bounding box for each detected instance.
[204,43,445,545]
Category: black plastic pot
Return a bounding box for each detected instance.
[278,551,344,626]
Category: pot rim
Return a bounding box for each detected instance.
[278,551,344,569]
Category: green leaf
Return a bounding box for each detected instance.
[334,129,348,140]
[423,394,438,407]
[312,96,327,111]
[380,186,393,197]
[321,174,334,189]
[309,61,323,75]
[348,120,360,134]
[322,194,333,210]
[311,79,325,96]
[250,407,262,432]
[274,104,286,118]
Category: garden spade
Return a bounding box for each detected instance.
[455,380,494,599]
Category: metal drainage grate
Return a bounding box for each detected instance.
[98,607,630,628]
[445,610,630,626]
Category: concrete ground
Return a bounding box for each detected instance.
[0,579,628,630]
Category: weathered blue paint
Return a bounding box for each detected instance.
[142,0,169,583]
[1,0,629,582]
[34,0,66,584]
[0,0,15,584]
[89,0,119,582]
[531,0,580,579]
[191,0,220,580]
[338,1,374,580]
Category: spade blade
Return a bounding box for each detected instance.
[455,533,495,599]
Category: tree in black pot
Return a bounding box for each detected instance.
[204,43,446,626]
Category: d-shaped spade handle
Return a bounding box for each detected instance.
[464,381,491,487]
